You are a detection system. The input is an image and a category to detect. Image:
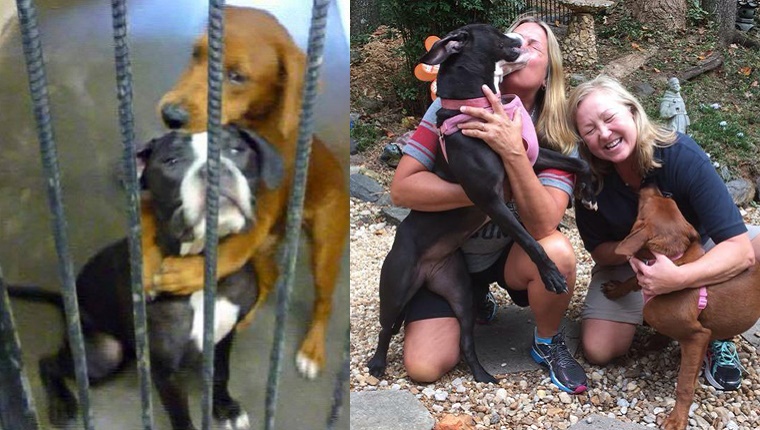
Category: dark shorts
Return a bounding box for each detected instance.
[404,243,529,324]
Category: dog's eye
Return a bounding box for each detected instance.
[227,69,247,85]
[227,145,246,155]
[162,157,179,166]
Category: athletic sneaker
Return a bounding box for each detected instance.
[475,291,498,325]
[531,330,588,394]
[703,340,744,391]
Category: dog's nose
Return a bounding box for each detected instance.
[161,103,189,129]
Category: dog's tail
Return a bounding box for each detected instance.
[5,284,64,308]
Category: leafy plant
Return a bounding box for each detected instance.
[350,120,381,153]
[686,0,710,26]
[377,0,527,115]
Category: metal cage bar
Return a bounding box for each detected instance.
[0,269,41,430]
[109,0,155,429]
[201,0,225,428]
[264,1,331,429]
[14,0,94,428]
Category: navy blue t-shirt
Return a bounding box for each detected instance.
[576,133,746,254]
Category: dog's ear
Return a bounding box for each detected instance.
[419,29,469,65]
[615,225,649,256]
[274,36,307,140]
[238,128,285,190]
[136,138,157,190]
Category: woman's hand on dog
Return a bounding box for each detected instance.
[629,252,687,296]
[459,84,526,163]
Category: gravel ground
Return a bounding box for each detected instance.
[350,196,760,430]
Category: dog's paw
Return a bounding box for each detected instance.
[540,269,568,295]
[367,356,387,378]
[214,399,251,430]
[661,413,688,430]
[296,351,321,379]
[601,281,627,300]
[577,181,598,211]
[219,411,251,430]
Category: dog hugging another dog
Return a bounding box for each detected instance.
[8,6,347,430]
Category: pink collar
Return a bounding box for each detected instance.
[437,94,539,166]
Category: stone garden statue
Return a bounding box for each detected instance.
[660,77,690,134]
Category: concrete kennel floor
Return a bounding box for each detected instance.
[0,0,349,428]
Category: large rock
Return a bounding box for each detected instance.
[350,173,386,203]
[382,206,410,225]
[726,178,756,207]
[351,390,435,430]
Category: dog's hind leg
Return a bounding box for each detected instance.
[296,193,349,379]
[367,241,420,379]
[662,326,711,430]
[212,333,250,430]
[427,251,497,383]
[39,346,78,427]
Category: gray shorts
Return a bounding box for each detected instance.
[581,224,760,325]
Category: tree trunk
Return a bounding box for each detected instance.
[350,0,382,36]
[628,0,687,30]
[701,0,737,46]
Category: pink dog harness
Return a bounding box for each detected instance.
[641,253,708,312]
[437,94,539,166]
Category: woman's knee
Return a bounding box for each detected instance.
[581,319,635,365]
[403,318,460,383]
[539,232,577,275]
[403,352,458,383]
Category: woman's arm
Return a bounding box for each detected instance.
[390,155,473,211]
[590,241,629,267]
[631,232,755,296]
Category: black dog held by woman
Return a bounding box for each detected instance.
[367,24,596,383]
[8,125,283,430]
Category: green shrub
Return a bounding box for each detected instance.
[378,0,527,115]
[351,120,381,153]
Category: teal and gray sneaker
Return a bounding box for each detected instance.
[531,329,588,394]
[703,340,744,391]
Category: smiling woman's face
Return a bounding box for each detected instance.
[575,89,638,165]
[501,22,549,95]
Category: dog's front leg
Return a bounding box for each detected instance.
[140,201,164,293]
[152,366,195,430]
[212,333,250,430]
[601,276,640,300]
[662,328,711,430]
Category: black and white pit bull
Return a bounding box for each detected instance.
[8,124,283,430]
[367,24,597,383]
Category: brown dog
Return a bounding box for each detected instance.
[141,6,348,379]
[602,183,760,430]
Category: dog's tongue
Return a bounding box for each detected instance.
[498,50,535,76]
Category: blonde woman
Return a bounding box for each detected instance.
[390,16,588,393]
[569,75,760,391]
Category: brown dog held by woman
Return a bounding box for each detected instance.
[141,6,348,379]
[601,183,760,430]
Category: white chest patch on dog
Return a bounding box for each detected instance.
[189,291,241,352]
